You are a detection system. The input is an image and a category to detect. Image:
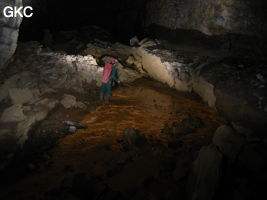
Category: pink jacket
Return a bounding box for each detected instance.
[102,63,112,83]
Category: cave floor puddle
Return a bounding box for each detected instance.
[1,78,226,200]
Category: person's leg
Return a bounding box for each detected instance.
[100,83,106,102]
[105,95,110,104]
[105,83,112,104]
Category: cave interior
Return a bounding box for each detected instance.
[0,0,267,200]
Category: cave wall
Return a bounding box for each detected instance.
[1,0,267,69]
[0,0,23,69]
[146,0,267,36]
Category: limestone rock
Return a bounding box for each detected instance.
[0,0,23,68]
[139,38,159,48]
[0,72,37,103]
[1,104,26,123]
[186,144,222,200]
[126,56,135,65]
[116,62,143,83]
[61,94,77,109]
[75,102,87,110]
[146,0,267,36]
[124,128,147,149]
[60,94,87,110]
[135,47,194,92]
[8,88,40,105]
[133,45,267,133]
[16,98,59,145]
[126,55,144,74]
[213,125,245,162]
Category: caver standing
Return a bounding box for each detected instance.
[100,57,120,104]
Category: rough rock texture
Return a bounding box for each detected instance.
[0,41,102,151]
[83,41,144,83]
[212,125,245,162]
[186,144,222,200]
[131,40,267,132]
[146,0,267,36]
[0,0,23,68]
[16,98,59,145]
[8,88,40,105]
[60,94,87,110]
[6,41,102,88]
[0,40,146,152]
[1,104,26,123]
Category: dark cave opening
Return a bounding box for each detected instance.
[18,0,267,58]
[19,0,148,44]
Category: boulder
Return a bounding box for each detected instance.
[126,55,144,73]
[61,94,77,109]
[16,98,59,145]
[124,128,147,149]
[116,62,143,83]
[60,94,87,110]
[1,104,26,123]
[8,88,40,105]
[75,102,87,110]
[186,144,222,200]
[0,72,36,103]
[126,56,135,65]
[212,125,245,162]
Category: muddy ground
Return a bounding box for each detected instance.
[0,78,225,200]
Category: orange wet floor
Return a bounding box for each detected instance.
[1,79,225,200]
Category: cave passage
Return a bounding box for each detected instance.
[0,79,225,200]
[1,0,267,200]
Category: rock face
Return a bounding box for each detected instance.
[61,94,87,110]
[131,40,267,132]
[8,88,40,105]
[83,41,144,83]
[212,125,245,162]
[186,144,222,200]
[1,104,26,123]
[0,40,146,152]
[0,0,23,68]
[0,41,103,152]
[146,0,267,36]
[16,98,59,145]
